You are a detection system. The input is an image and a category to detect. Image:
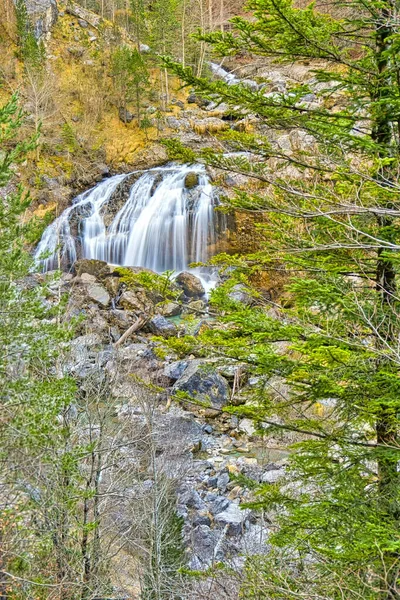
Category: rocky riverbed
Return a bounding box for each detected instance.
[31,258,289,569]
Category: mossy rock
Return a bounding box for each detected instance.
[184,172,199,189]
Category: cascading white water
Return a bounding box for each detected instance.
[35,164,217,284]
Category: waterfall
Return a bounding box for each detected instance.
[35,164,218,284]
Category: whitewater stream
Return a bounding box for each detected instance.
[35,164,220,291]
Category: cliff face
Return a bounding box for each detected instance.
[27,0,58,37]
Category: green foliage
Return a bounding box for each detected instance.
[15,0,46,68]
[115,266,181,301]
[151,334,197,358]
[111,45,149,123]
[166,0,400,596]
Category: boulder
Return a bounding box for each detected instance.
[119,107,134,124]
[75,259,109,280]
[175,272,205,298]
[161,302,181,317]
[86,284,110,307]
[184,172,199,189]
[214,502,251,535]
[148,314,178,338]
[172,362,230,410]
[119,290,146,313]
[163,360,189,381]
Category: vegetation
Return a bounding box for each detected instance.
[4,0,400,597]
[164,0,400,597]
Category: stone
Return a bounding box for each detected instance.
[119,290,146,313]
[78,18,88,27]
[118,107,134,124]
[193,511,211,527]
[175,272,205,298]
[67,46,85,58]
[209,495,230,515]
[186,299,206,312]
[172,362,230,410]
[140,43,151,53]
[75,259,109,279]
[110,309,133,329]
[184,172,199,189]
[217,472,230,492]
[191,525,222,566]
[161,302,181,317]
[148,314,178,338]
[86,284,110,307]
[80,272,97,284]
[163,360,189,381]
[187,93,210,107]
[179,487,205,510]
[261,468,285,484]
[202,424,213,434]
[214,503,250,536]
[238,418,256,436]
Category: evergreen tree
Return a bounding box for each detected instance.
[111,44,148,123]
[165,1,400,597]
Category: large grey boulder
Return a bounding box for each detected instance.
[148,314,178,338]
[172,362,230,410]
[26,0,58,38]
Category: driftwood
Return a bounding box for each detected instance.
[114,315,148,347]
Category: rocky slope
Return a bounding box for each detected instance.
[33,258,288,570]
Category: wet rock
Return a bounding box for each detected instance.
[184,172,199,189]
[86,284,110,307]
[163,360,189,381]
[173,362,230,410]
[175,272,205,298]
[118,107,134,124]
[148,314,178,338]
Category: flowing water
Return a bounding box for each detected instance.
[35,164,219,289]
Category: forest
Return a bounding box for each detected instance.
[1,0,400,598]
